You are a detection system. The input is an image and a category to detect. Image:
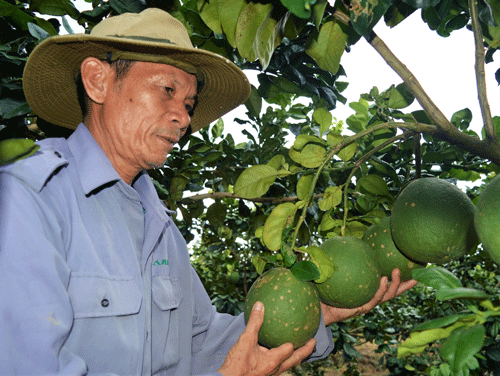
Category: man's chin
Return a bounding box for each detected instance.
[146,158,167,170]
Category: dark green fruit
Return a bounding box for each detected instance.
[244,267,321,349]
[315,237,381,309]
[390,178,478,265]
[475,174,500,265]
[363,217,424,281]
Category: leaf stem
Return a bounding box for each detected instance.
[341,134,405,233]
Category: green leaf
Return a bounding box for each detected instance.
[384,83,415,109]
[206,201,227,228]
[296,174,314,201]
[267,154,287,170]
[412,266,463,290]
[397,321,465,358]
[293,134,324,150]
[318,186,343,211]
[29,0,79,18]
[289,143,326,168]
[449,325,485,373]
[252,255,267,275]
[109,0,147,13]
[307,246,334,283]
[280,0,315,19]
[253,7,285,70]
[0,138,39,166]
[356,174,390,196]
[262,203,298,251]
[211,118,224,139]
[220,0,247,48]
[413,314,475,332]
[451,108,473,131]
[244,85,263,119]
[27,22,50,40]
[0,99,31,119]
[291,260,321,281]
[439,326,465,368]
[312,107,333,135]
[234,165,279,199]
[350,0,393,37]
[235,2,273,61]
[169,175,189,202]
[197,0,223,34]
[435,287,491,301]
[305,20,348,75]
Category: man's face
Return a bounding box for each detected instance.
[98,61,198,173]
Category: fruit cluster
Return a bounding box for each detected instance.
[245,176,499,349]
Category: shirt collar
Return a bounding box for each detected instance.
[67,124,171,221]
[67,123,122,196]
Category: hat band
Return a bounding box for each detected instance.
[101,50,201,78]
[109,35,174,44]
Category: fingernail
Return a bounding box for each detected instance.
[253,301,264,311]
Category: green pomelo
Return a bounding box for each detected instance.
[390,178,478,265]
[243,267,321,349]
[363,217,424,281]
[316,237,381,309]
[475,174,500,265]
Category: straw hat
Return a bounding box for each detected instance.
[23,8,251,133]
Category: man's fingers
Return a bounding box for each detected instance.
[275,338,316,373]
[243,301,264,341]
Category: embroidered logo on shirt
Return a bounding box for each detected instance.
[153,259,169,266]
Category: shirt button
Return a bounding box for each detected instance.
[101,298,109,307]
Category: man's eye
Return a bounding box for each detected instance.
[165,87,173,94]
[185,104,194,116]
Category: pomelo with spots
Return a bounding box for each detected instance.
[363,217,424,281]
[315,236,381,308]
[474,174,500,265]
[390,178,477,265]
[243,267,321,349]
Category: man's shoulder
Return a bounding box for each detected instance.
[0,137,70,193]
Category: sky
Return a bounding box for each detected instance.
[66,1,499,136]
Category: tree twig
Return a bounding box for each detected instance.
[468,0,497,143]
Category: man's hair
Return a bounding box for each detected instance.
[76,59,136,121]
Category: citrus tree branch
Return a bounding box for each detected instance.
[468,0,497,143]
[332,9,500,164]
[368,32,500,165]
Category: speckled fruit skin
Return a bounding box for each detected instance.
[315,237,381,309]
[475,174,500,265]
[243,267,321,349]
[363,217,424,281]
[390,178,478,265]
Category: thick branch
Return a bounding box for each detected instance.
[332,9,500,164]
[368,32,500,165]
[468,0,497,142]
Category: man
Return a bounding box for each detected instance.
[0,8,416,376]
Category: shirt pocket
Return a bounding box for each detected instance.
[151,276,183,370]
[68,272,142,318]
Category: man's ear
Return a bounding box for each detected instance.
[80,57,112,105]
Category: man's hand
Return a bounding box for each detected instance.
[218,302,316,376]
[321,268,418,326]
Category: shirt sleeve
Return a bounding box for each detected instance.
[0,173,109,375]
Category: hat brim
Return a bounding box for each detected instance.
[23,34,251,133]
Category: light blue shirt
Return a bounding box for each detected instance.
[0,124,333,375]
